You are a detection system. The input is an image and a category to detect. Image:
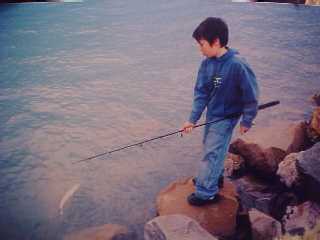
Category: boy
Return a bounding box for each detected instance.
[182,17,259,206]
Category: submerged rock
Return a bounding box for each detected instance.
[144,214,218,240]
[63,224,129,240]
[156,178,238,238]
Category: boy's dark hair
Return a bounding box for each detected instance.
[192,17,229,47]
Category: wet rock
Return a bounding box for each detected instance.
[277,153,301,188]
[282,201,320,236]
[224,153,246,178]
[234,175,298,220]
[249,209,282,240]
[286,122,311,154]
[305,0,320,5]
[232,121,307,154]
[306,107,320,144]
[297,142,320,202]
[63,224,130,240]
[235,210,252,240]
[230,139,286,180]
[156,178,238,238]
[144,214,218,240]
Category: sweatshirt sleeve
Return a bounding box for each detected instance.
[239,62,259,128]
[188,60,210,124]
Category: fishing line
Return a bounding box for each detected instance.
[73,100,280,164]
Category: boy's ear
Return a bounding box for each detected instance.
[213,38,221,46]
[210,38,220,46]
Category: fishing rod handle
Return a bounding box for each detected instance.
[258,100,280,110]
[193,100,280,129]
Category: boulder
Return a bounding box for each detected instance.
[310,107,320,136]
[296,142,320,202]
[277,153,301,188]
[249,209,282,240]
[232,121,308,154]
[224,153,246,178]
[234,175,298,220]
[156,178,238,238]
[286,122,311,154]
[282,201,320,236]
[305,0,320,5]
[144,214,218,240]
[311,93,320,106]
[230,139,286,180]
[63,224,129,240]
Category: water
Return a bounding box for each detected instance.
[0,1,319,239]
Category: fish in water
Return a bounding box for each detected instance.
[59,184,80,215]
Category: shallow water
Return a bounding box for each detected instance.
[0,1,319,239]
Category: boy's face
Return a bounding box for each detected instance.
[198,39,220,58]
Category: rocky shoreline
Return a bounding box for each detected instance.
[63,95,320,240]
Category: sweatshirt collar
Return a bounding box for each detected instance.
[210,48,239,62]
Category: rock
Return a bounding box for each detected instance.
[63,224,129,240]
[286,122,311,154]
[156,178,238,238]
[277,153,301,188]
[144,214,218,240]
[234,175,298,220]
[235,211,252,240]
[230,139,286,180]
[311,93,320,106]
[249,209,282,240]
[310,107,320,136]
[224,153,245,178]
[297,142,320,202]
[306,107,320,144]
[282,201,320,236]
[232,121,307,154]
[305,0,320,5]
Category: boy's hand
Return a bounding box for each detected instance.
[182,122,195,134]
[239,125,250,135]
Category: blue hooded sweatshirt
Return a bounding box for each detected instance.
[189,48,259,128]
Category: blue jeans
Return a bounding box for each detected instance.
[195,116,239,200]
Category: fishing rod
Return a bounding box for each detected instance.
[74,100,280,164]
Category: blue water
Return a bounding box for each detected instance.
[0,1,320,239]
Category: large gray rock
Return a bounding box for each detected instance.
[297,142,320,202]
[282,201,320,236]
[234,175,298,220]
[144,214,218,240]
[277,153,301,188]
[249,209,282,240]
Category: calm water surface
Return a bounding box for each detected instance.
[0,1,319,239]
